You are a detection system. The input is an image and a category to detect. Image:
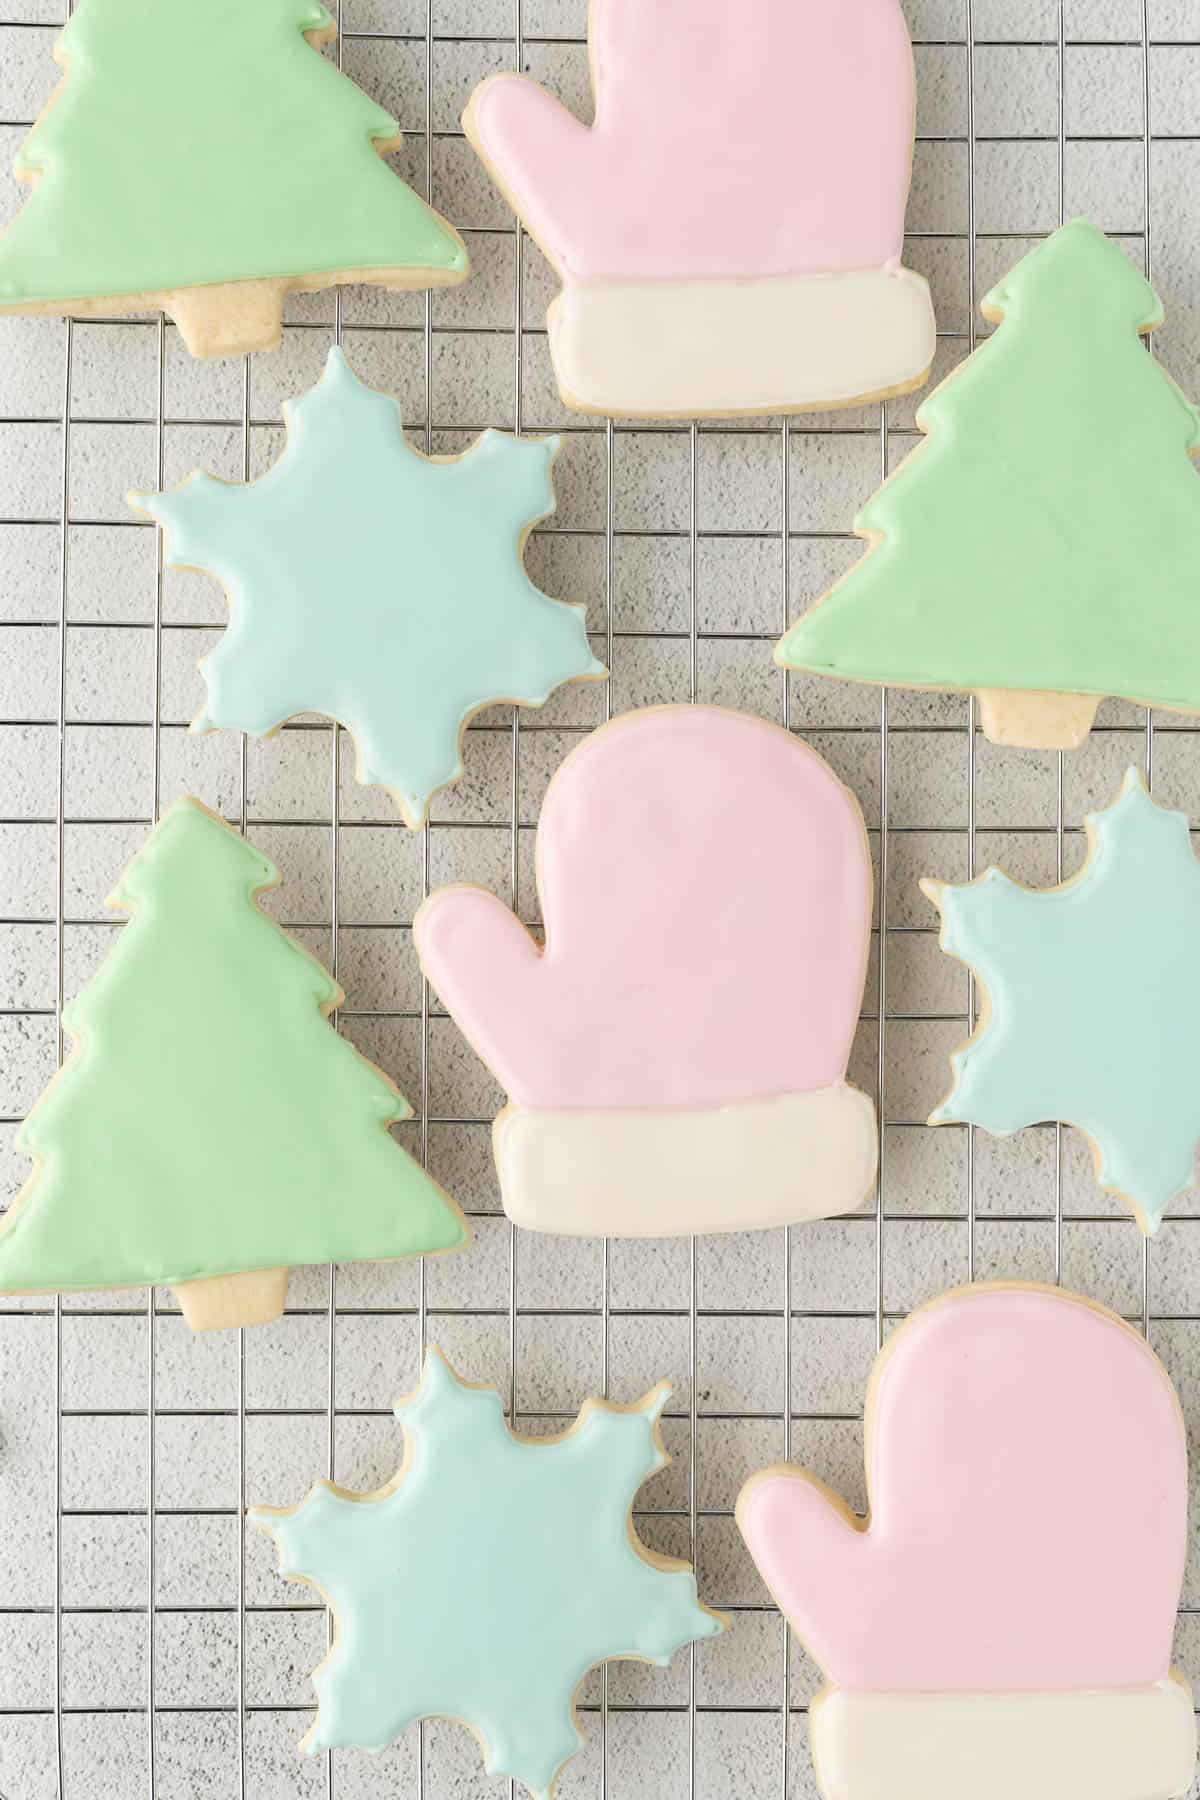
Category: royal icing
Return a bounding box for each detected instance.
[252,1347,721,1797]
[414,706,877,1236]
[463,0,934,417]
[132,348,603,829]
[810,1688,1196,1800]
[738,1284,1195,1800]
[777,220,1200,747]
[923,770,1200,1234]
[0,0,466,330]
[1,799,466,1298]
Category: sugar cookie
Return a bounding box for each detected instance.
[414,706,876,1235]
[0,0,467,356]
[1,799,466,1330]
[464,0,935,419]
[738,1283,1195,1800]
[131,348,604,829]
[922,769,1200,1233]
[252,1346,721,1796]
[778,220,1200,748]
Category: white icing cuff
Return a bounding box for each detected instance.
[549,267,937,419]
[493,1084,877,1236]
[811,1682,1197,1800]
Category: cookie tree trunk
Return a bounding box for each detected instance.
[176,1268,291,1331]
[977,690,1100,751]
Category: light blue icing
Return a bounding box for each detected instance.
[929,769,1200,1232]
[252,1349,720,1796]
[132,348,604,827]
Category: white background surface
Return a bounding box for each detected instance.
[2,1,1200,1795]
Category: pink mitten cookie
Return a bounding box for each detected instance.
[464,0,935,419]
[414,706,876,1236]
[738,1284,1196,1800]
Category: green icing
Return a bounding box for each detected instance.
[928,771,1200,1233]
[0,0,466,303]
[133,347,605,828]
[778,220,1200,711]
[1,799,466,1293]
[252,1349,721,1797]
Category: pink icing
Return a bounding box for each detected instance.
[414,706,871,1111]
[467,0,918,283]
[740,1287,1188,1692]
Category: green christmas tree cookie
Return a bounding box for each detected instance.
[1,799,467,1330]
[778,220,1200,750]
[0,0,467,356]
[253,1348,722,1796]
[131,347,605,828]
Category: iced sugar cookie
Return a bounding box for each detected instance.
[414,706,876,1235]
[463,0,935,419]
[0,799,466,1330]
[922,769,1200,1233]
[778,220,1200,749]
[252,1347,721,1797]
[0,0,467,356]
[131,348,604,829]
[738,1284,1196,1800]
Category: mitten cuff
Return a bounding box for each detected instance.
[811,1683,1197,1800]
[550,267,936,418]
[493,1083,877,1236]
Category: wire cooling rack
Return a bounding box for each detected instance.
[1,1,1200,1796]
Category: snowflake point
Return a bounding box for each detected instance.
[642,1378,671,1424]
[402,1340,461,1404]
[247,1498,291,1535]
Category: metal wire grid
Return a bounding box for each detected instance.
[0,1,1196,1795]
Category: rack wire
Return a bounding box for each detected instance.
[0,1,1198,1794]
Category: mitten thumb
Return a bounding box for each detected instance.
[414,886,543,1096]
[737,1469,867,1679]
[465,75,595,277]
